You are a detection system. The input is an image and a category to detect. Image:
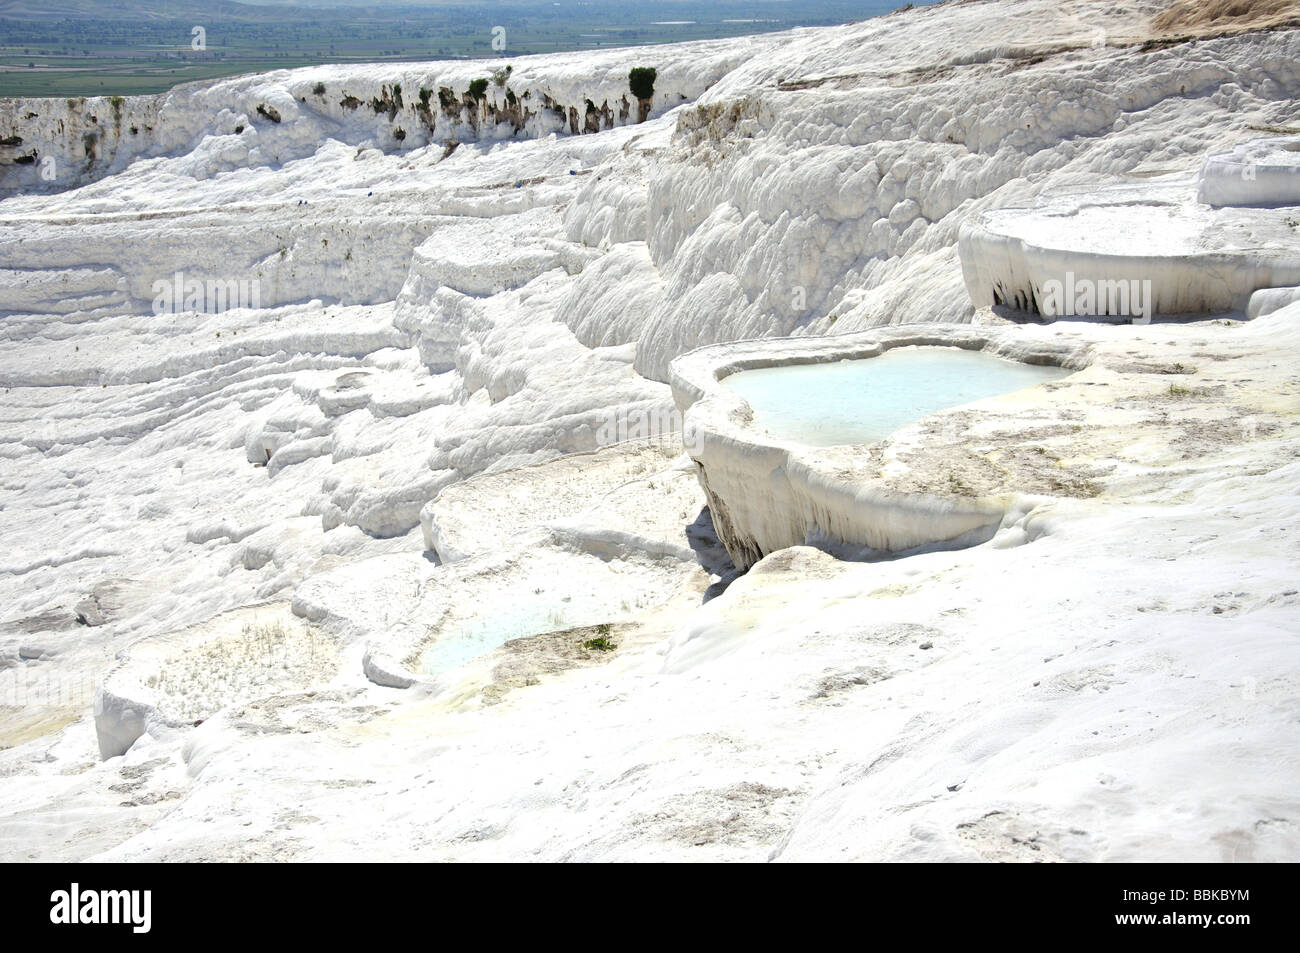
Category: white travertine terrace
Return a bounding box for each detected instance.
[95,603,337,758]
[958,175,1300,319]
[0,42,766,196]
[669,326,1090,569]
[1197,135,1300,207]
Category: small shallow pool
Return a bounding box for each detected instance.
[722,346,1070,447]
[418,599,578,674]
[413,557,668,676]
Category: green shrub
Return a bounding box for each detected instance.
[467,77,489,100]
[628,66,657,100]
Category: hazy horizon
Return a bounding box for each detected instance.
[0,0,939,97]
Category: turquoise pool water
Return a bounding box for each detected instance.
[722,346,1070,447]
[418,599,576,673]
[414,559,665,675]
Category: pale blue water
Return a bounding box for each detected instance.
[722,346,1070,447]
[415,562,665,675]
[419,600,576,673]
